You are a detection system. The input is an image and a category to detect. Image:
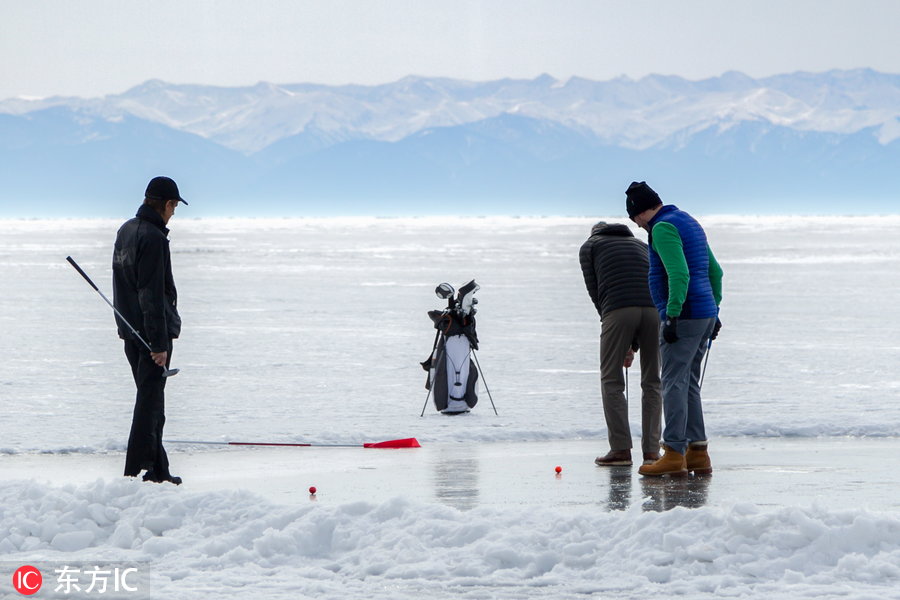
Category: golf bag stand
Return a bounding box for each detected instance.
[470,350,498,416]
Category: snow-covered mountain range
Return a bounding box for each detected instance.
[2,70,899,216]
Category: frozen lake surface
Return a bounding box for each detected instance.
[4,215,900,452]
[2,215,900,599]
[3,437,900,513]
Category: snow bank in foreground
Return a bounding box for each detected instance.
[2,479,899,599]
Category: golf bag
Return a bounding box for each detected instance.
[421,280,480,414]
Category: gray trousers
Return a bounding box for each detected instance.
[600,306,662,454]
[660,317,716,454]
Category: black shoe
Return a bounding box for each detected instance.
[142,471,182,485]
[594,450,633,466]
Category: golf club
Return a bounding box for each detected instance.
[66,256,179,377]
[699,338,712,390]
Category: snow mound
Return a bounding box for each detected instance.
[2,479,899,599]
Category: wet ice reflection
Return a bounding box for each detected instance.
[431,447,480,511]
[605,467,632,511]
[602,468,711,512]
[639,475,711,512]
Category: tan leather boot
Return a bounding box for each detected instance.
[638,445,687,477]
[686,441,712,475]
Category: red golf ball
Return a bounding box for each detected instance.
[555,466,562,474]
[309,486,317,494]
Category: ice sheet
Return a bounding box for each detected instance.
[3,216,900,454]
[2,438,898,513]
[3,216,900,599]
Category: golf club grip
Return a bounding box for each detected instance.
[66,256,99,292]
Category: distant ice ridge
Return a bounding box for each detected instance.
[1,479,899,599]
[2,421,899,457]
[5,214,900,230]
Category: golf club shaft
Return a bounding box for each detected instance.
[699,339,712,390]
[625,366,629,405]
[66,256,177,376]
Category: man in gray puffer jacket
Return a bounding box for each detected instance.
[579,222,661,467]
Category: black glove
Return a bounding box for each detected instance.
[710,317,722,341]
[663,316,678,344]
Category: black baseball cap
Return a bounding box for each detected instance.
[145,176,188,205]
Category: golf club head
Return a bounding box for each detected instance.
[162,367,180,378]
[435,283,455,300]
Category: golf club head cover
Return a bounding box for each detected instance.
[456,279,480,316]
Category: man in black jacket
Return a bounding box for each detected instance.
[113,176,187,484]
[579,221,661,467]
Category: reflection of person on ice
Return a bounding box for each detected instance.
[580,221,662,468]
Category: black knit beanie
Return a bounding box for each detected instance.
[625,181,661,218]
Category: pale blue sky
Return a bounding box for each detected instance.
[2,0,899,99]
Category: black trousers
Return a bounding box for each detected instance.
[123,338,172,478]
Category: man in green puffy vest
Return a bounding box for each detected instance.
[625,182,723,477]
